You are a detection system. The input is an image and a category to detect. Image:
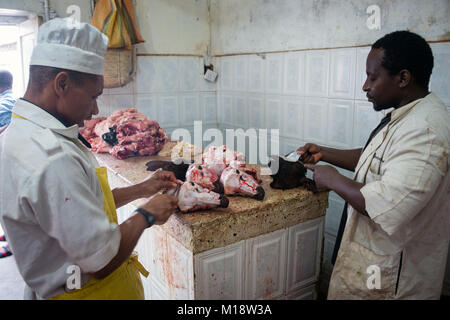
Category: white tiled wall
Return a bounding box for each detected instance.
[98,55,217,141]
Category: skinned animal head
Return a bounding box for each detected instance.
[176,181,229,212]
[220,166,265,200]
[186,164,224,194]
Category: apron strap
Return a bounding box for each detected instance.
[130,253,149,278]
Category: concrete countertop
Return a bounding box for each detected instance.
[95,144,329,254]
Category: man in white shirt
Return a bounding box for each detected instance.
[299,31,449,299]
[0,18,178,299]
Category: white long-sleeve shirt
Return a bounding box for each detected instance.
[328,93,450,300]
[0,99,121,299]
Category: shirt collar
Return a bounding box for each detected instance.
[12,98,80,139]
[390,93,434,123]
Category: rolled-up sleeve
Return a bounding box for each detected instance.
[360,125,447,236]
[22,153,121,273]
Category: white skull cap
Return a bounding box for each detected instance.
[30,17,109,76]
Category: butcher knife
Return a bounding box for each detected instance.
[283,150,310,164]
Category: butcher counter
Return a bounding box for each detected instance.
[94,148,329,300]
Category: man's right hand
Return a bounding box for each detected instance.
[297,143,323,164]
[139,193,178,225]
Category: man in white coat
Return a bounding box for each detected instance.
[0,18,178,299]
[298,31,449,299]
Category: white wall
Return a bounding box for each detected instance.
[135,0,210,55]
[210,0,450,55]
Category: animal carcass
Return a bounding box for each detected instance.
[80,108,168,159]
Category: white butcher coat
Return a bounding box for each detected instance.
[0,99,121,299]
[328,93,450,300]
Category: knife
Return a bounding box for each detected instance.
[283,150,310,164]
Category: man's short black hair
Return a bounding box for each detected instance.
[0,70,13,89]
[372,31,434,89]
[29,65,97,91]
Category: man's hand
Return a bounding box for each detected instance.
[297,143,323,164]
[138,169,180,198]
[304,163,340,190]
[139,193,178,225]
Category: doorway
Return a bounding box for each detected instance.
[0,9,38,97]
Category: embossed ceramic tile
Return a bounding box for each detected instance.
[180,93,200,126]
[156,57,179,92]
[353,101,384,148]
[265,96,282,131]
[355,47,371,100]
[430,43,450,106]
[245,229,288,300]
[109,95,135,114]
[136,94,159,121]
[233,55,249,91]
[179,57,200,92]
[265,53,284,94]
[329,48,356,99]
[283,51,305,95]
[218,93,234,126]
[286,284,317,300]
[303,97,328,144]
[136,57,158,94]
[158,94,180,127]
[104,79,135,95]
[282,97,304,139]
[322,234,336,276]
[248,54,266,93]
[305,50,329,97]
[327,99,354,148]
[201,93,217,124]
[286,217,324,293]
[233,94,249,128]
[220,56,234,91]
[248,95,266,129]
[325,193,345,237]
[194,241,245,300]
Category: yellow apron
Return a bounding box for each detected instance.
[12,114,149,300]
[52,167,149,300]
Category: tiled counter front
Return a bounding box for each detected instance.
[97,153,328,300]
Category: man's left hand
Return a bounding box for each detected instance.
[304,164,340,190]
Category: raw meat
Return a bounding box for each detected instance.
[80,108,168,159]
[220,166,265,200]
[168,181,229,213]
[202,145,246,176]
[186,164,223,194]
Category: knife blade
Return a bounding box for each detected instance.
[283,150,312,164]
